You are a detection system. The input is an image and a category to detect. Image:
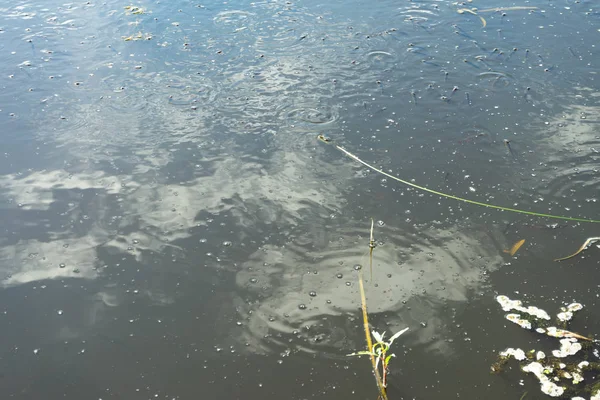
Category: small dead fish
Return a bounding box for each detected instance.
[503,239,525,256]
[545,328,595,342]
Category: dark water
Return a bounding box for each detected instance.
[1,0,599,398]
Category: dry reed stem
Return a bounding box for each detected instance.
[358,218,388,400]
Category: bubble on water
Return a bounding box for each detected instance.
[308,291,317,297]
[222,241,232,247]
[377,220,385,227]
[59,263,66,268]
[57,310,63,315]
[298,304,307,310]
[33,349,39,354]
[249,278,258,283]
[353,264,362,271]
[132,239,139,244]
[336,273,343,279]
[199,238,207,243]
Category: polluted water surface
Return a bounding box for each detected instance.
[0,0,599,399]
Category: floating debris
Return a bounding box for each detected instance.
[457,8,486,28]
[544,326,594,342]
[317,134,331,143]
[552,338,582,358]
[456,6,538,28]
[496,295,550,320]
[318,139,600,223]
[493,296,599,399]
[500,347,526,361]
[554,237,600,261]
[504,239,525,256]
[521,361,565,397]
[557,303,583,322]
[125,5,145,15]
[477,6,539,13]
[122,31,153,41]
[506,313,532,329]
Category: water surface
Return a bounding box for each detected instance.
[1,0,600,398]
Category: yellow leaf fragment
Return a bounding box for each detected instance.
[125,5,145,15]
[503,239,525,256]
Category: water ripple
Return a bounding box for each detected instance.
[233,220,504,357]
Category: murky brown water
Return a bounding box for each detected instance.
[1,0,599,398]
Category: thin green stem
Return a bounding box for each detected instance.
[324,140,600,224]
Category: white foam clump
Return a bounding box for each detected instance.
[525,306,551,320]
[552,338,582,358]
[500,347,526,361]
[567,303,583,312]
[496,295,523,311]
[578,361,589,369]
[562,371,584,384]
[522,362,565,397]
[505,313,532,330]
[592,388,600,400]
[536,351,545,360]
[571,372,584,384]
[496,295,551,320]
[572,397,586,400]
[558,303,584,322]
[558,311,574,322]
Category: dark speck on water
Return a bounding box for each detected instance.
[0,0,599,399]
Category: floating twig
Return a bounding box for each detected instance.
[457,8,487,28]
[554,237,600,261]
